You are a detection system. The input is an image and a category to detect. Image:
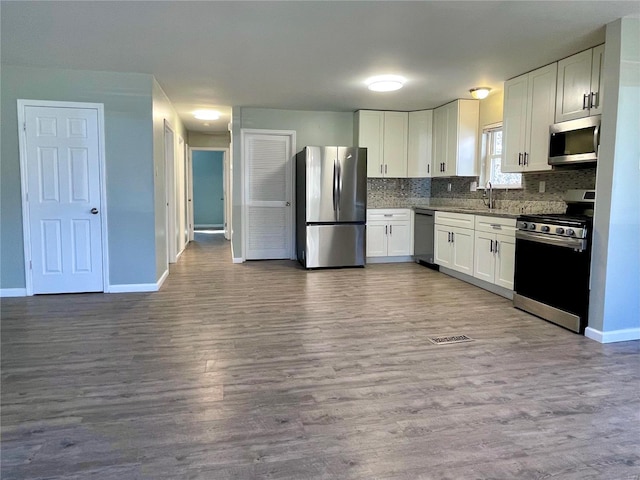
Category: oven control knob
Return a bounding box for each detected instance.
[556,227,565,235]
[566,228,575,236]
[541,226,550,233]
[529,223,537,230]
[520,222,528,229]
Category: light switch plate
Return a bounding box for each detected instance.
[447,183,452,192]
[539,181,546,193]
[470,181,477,192]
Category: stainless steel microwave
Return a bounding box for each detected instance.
[549,116,600,166]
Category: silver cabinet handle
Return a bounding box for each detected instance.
[385,225,388,235]
[385,164,388,174]
[451,232,454,242]
[427,164,430,174]
[591,91,598,109]
[380,164,383,174]
[447,232,451,242]
[518,153,522,166]
[583,93,589,110]
[524,152,529,166]
[490,239,494,252]
[495,240,499,253]
[389,225,393,235]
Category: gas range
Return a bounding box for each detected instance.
[513,189,596,334]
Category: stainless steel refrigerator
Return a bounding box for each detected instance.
[296,146,367,268]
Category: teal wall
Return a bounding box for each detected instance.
[192,151,224,227]
[1,65,156,287]
[231,107,354,258]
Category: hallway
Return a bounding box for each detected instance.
[2,234,639,479]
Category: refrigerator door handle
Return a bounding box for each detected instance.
[336,158,342,217]
[332,159,338,215]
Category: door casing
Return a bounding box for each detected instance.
[17,99,110,295]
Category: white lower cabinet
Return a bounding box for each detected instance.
[473,216,517,290]
[367,209,413,258]
[434,212,474,275]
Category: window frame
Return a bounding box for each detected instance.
[479,122,522,190]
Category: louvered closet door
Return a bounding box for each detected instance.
[244,132,293,259]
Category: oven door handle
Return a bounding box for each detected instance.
[516,230,587,251]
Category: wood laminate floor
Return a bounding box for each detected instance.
[2,233,639,480]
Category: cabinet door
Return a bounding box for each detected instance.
[451,226,474,275]
[444,102,458,176]
[387,221,412,256]
[366,222,387,257]
[357,111,384,177]
[556,49,592,123]
[407,110,433,177]
[502,74,529,173]
[590,44,604,116]
[494,234,516,290]
[383,112,408,177]
[525,63,556,172]
[434,225,452,267]
[473,231,495,283]
[431,105,448,178]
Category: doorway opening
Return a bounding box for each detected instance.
[188,147,230,242]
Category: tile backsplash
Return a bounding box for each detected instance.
[368,167,597,212]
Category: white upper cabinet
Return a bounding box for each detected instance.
[407,110,433,177]
[502,63,557,173]
[355,110,408,178]
[555,45,604,123]
[431,99,479,178]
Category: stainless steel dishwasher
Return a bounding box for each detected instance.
[414,208,438,268]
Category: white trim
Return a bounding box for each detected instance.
[232,257,244,264]
[156,268,169,289]
[195,224,224,229]
[108,283,158,293]
[0,288,27,297]
[585,326,640,343]
[17,99,110,296]
[240,129,296,261]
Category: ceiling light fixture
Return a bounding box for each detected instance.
[193,110,220,120]
[469,87,491,100]
[366,75,406,92]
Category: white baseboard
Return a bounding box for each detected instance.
[156,269,169,289]
[195,224,223,229]
[585,326,640,343]
[0,288,27,297]
[108,270,168,294]
[232,257,244,264]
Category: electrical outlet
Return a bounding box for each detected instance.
[470,181,477,192]
[539,181,546,193]
[447,183,452,192]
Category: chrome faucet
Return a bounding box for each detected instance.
[485,181,495,209]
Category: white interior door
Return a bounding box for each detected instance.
[243,130,294,260]
[21,104,105,294]
[187,148,194,242]
[164,122,176,264]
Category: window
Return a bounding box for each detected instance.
[480,124,521,189]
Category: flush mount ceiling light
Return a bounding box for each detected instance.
[366,75,406,92]
[193,110,220,121]
[469,87,491,100]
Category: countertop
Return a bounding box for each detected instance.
[413,205,520,219]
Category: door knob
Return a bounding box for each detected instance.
[285,202,291,206]
[90,208,99,214]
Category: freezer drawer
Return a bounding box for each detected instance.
[301,224,365,268]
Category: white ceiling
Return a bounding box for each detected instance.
[2,1,639,132]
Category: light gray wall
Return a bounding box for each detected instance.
[230,108,354,259]
[152,79,187,281]
[187,131,230,148]
[589,17,640,336]
[0,65,157,288]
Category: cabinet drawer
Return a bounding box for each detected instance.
[435,211,474,229]
[475,216,517,235]
[367,209,412,222]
